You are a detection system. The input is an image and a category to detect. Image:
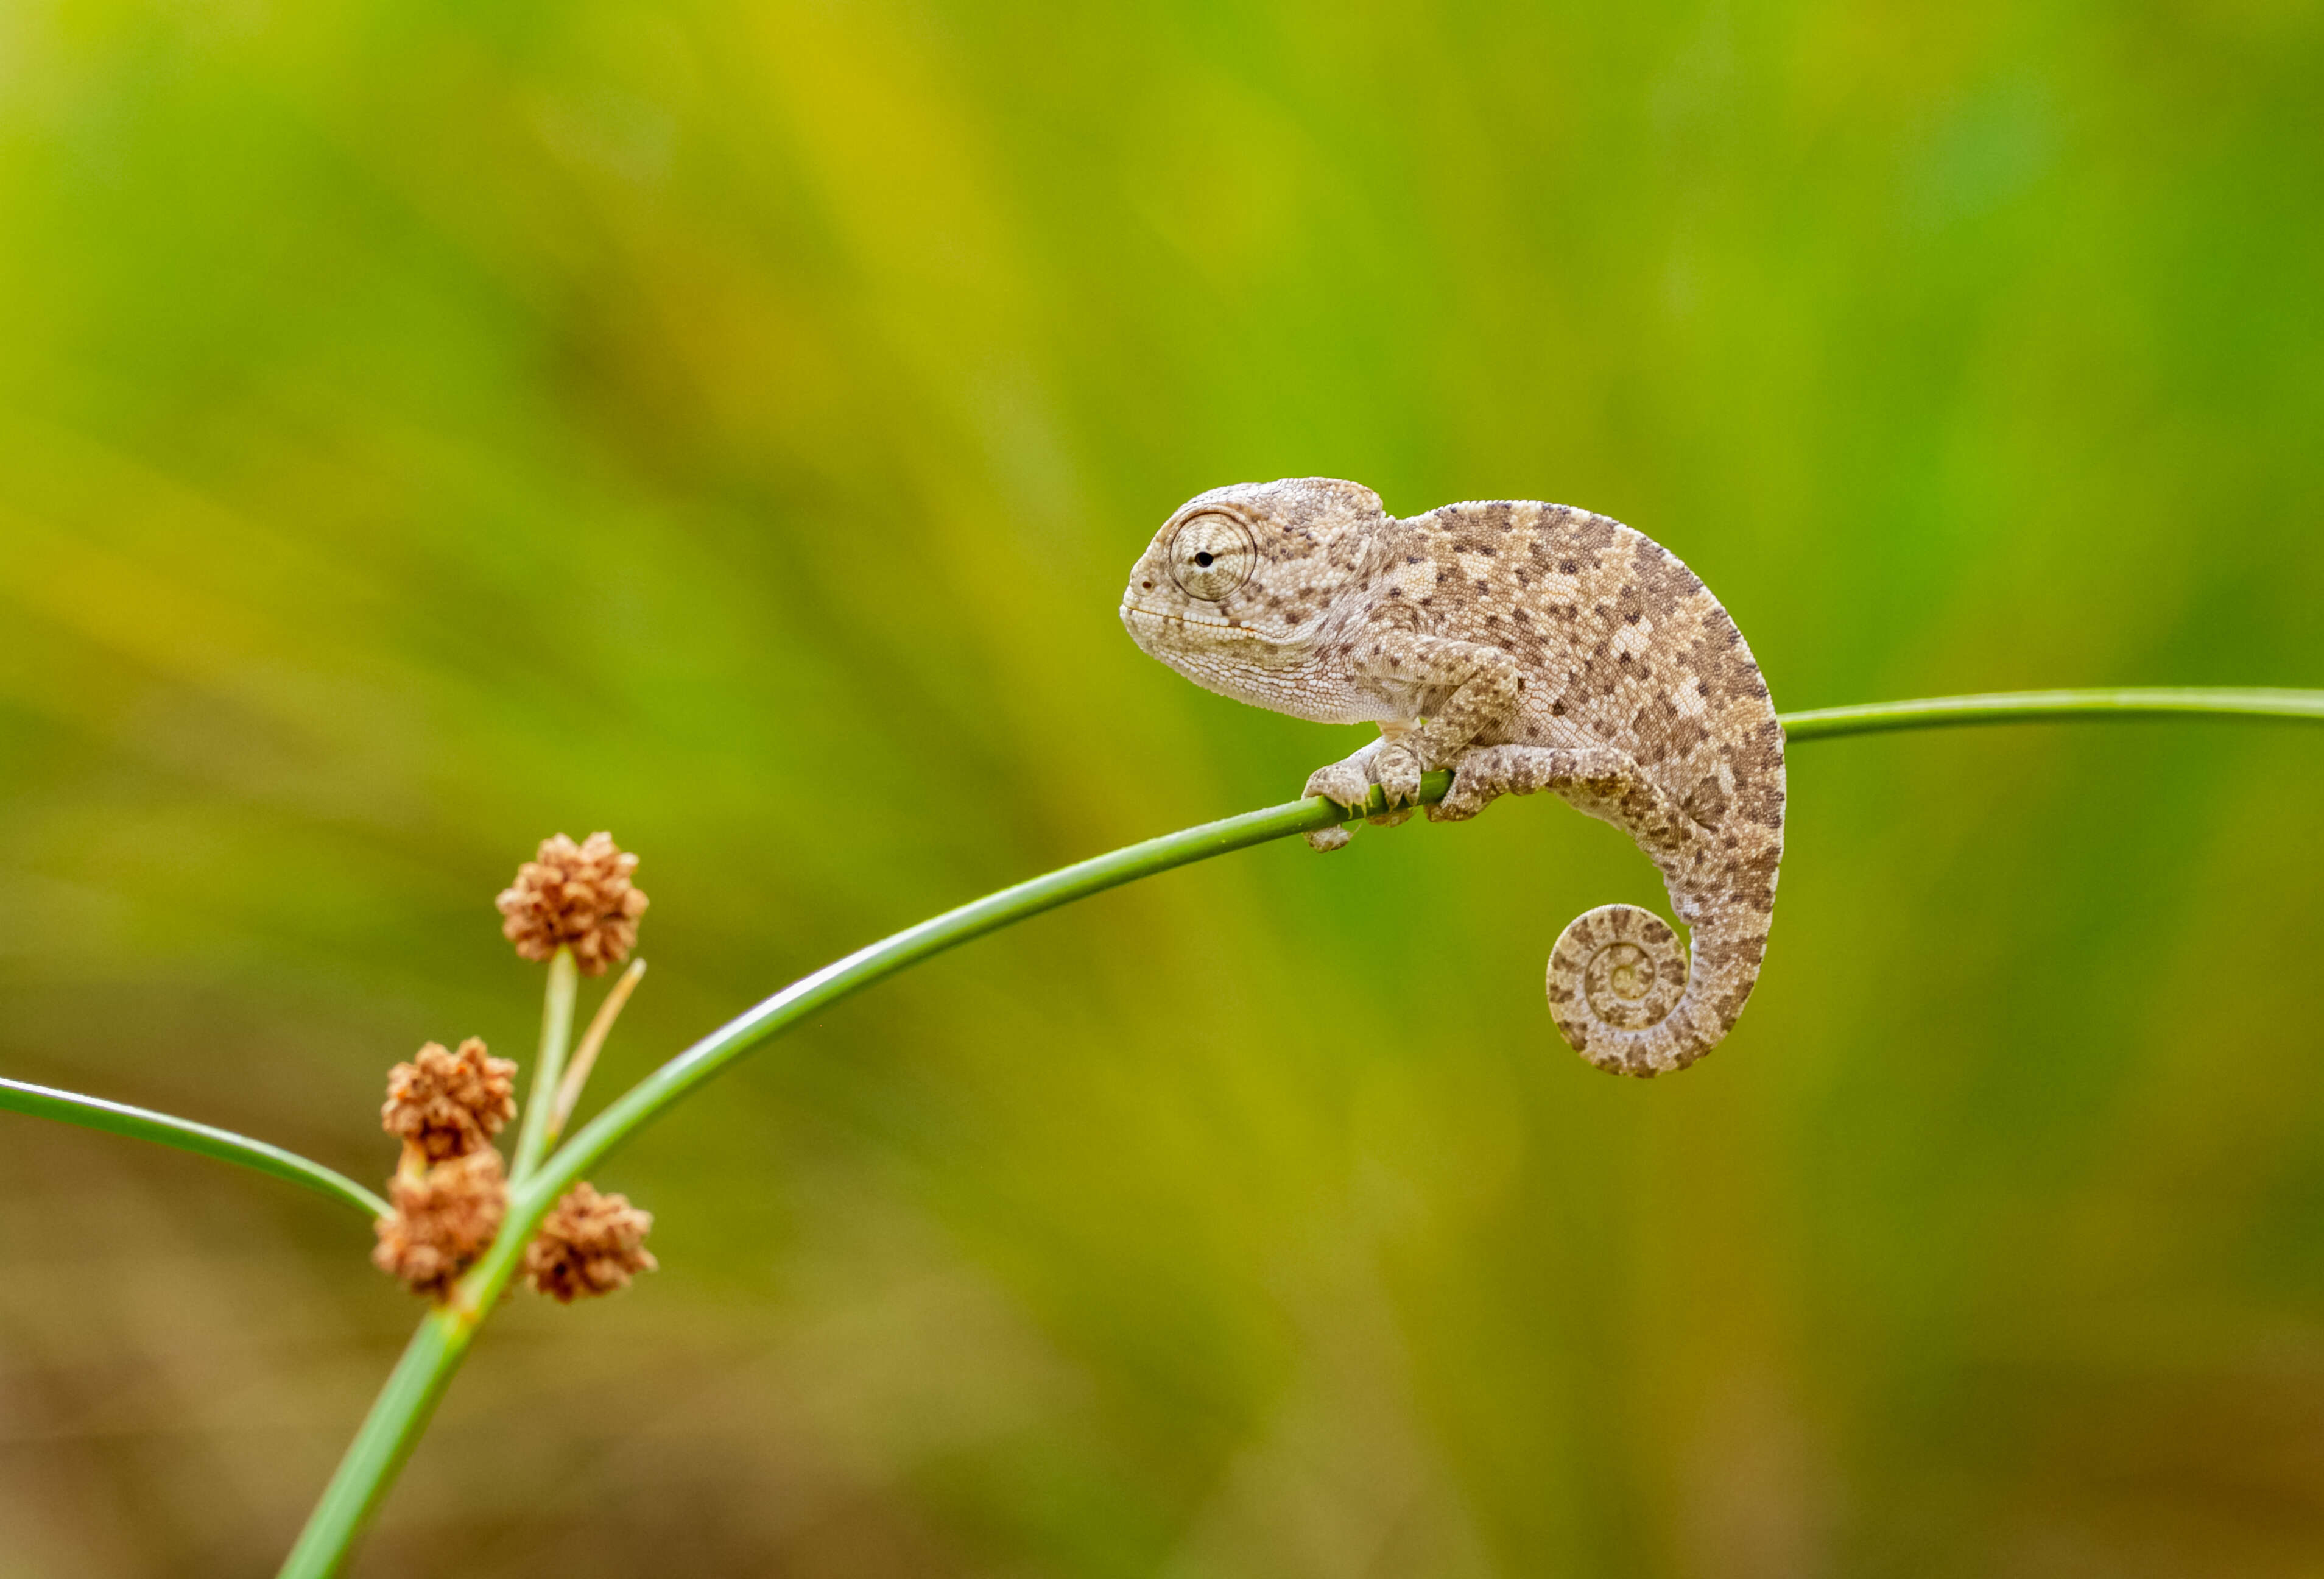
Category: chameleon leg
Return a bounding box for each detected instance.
[1305,633,1529,853]
[1429,744,1699,866]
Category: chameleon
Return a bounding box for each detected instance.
[1119,478,1784,1076]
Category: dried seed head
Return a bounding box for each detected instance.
[382,1037,517,1163]
[523,1181,657,1302]
[495,832,649,976]
[373,1150,507,1299]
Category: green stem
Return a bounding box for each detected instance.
[282,685,2322,1577]
[276,783,1407,1578]
[507,948,578,1185]
[1781,686,2324,740]
[0,1076,387,1220]
[274,1304,476,1578]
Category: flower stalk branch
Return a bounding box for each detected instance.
[0,1077,389,1219]
[507,949,577,1187]
[546,958,647,1146]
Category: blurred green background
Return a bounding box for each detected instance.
[2,1,2321,1574]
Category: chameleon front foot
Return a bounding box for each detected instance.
[1301,759,1390,852]
[1301,744,1424,851]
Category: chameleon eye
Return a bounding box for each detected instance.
[1166,514,1254,601]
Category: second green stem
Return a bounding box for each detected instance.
[508,948,577,1185]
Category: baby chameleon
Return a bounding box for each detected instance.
[1120,478,1784,1076]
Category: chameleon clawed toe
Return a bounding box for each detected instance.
[1371,743,1425,808]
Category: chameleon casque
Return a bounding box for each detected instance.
[1120,478,1784,1076]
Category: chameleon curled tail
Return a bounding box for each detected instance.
[1543,872,1773,1078]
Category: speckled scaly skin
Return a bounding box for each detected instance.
[1121,478,1784,1076]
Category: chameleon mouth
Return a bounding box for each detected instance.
[1119,604,1238,633]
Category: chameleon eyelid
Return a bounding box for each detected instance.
[1165,513,1255,600]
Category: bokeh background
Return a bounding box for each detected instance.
[2,1,2321,1574]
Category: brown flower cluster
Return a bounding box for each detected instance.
[523,1182,657,1302]
[368,833,666,1304]
[375,1035,516,1299]
[495,832,648,975]
[372,1150,507,1299]
[381,1037,517,1164]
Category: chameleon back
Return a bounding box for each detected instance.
[1407,500,1784,1073]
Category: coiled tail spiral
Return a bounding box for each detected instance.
[1546,901,1762,1078]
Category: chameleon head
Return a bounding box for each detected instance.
[1119,479,1387,677]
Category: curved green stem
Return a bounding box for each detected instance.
[273,783,1414,1577]
[270,685,2320,1575]
[0,1076,387,1220]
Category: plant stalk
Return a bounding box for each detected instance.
[276,783,1403,1577]
[261,686,2324,1574]
[16,690,2315,1232]
[274,1303,478,1578]
[507,948,578,1185]
[1781,686,2324,740]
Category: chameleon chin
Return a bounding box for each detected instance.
[1121,478,1784,1078]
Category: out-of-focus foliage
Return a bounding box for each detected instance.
[1,1,2320,1574]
